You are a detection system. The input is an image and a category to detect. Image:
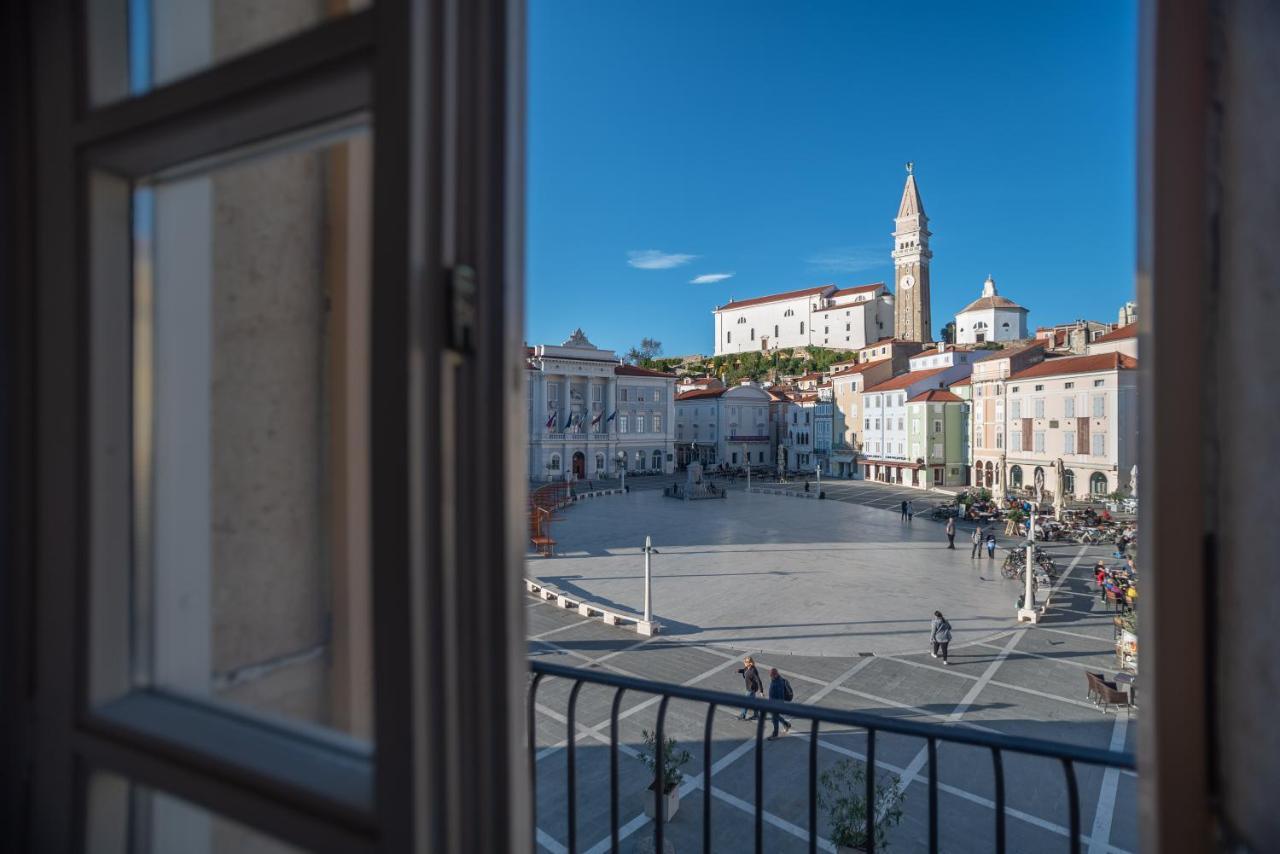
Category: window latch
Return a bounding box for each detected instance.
[448,264,478,354]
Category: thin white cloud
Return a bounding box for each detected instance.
[627,249,698,270]
[805,247,884,273]
[690,272,734,284]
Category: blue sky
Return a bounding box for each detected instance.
[526,1,1138,357]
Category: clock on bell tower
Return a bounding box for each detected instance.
[891,163,932,343]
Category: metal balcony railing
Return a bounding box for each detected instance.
[528,660,1135,854]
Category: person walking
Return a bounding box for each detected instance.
[970,525,983,559]
[945,515,956,549]
[907,500,915,522]
[736,657,763,720]
[900,500,908,521]
[930,611,953,664]
[765,667,793,739]
[985,533,997,559]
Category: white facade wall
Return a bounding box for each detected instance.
[674,385,773,467]
[712,288,894,356]
[1001,368,1137,499]
[714,295,814,355]
[782,401,816,470]
[955,306,1029,344]
[527,338,676,481]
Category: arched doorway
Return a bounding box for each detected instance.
[1090,472,1108,496]
[984,460,994,488]
[1010,465,1023,489]
[572,451,586,480]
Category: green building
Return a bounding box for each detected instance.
[906,388,970,488]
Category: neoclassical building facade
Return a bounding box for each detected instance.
[526,331,676,481]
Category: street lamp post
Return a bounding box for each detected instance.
[744,442,751,492]
[1018,507,1039,622]
[639,535,659,636]
[816,463,822,495]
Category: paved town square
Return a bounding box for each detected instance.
[531,487,1043,657]
[528,488,1137,853]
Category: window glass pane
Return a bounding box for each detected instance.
[87,772,304,854]
[87,0,372,106]
[92,124,373,742]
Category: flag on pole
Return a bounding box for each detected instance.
[545,411,556,429]
[562,412,574,431]
[591,410,603,427]
[605,410,617,423]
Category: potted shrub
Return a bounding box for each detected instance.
[636,729,691,822]
[818,758,905,852]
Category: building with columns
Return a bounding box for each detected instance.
[526,330,676,481]
[892,165,933,343]
[954,275,1029,344]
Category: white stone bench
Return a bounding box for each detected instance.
[525,577,659,636]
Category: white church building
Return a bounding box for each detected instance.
[711,282,894,356]
[954,275,1029,344]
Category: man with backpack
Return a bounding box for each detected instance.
[765,667,793,739]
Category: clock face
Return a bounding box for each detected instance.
[901,274,915,290]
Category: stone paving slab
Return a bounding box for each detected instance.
[526,490,1138,854]
[529,490,1044,657]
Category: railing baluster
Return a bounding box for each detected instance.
[704,702,717,854]
[928,736,938,854]
[991,747,1006,854]
[808,719,819,854]
[526,661,1137,854]
[610,687,626,854]
[528,673,544,852]
[1062,758,1081,854]
[567,680,584,854]
[865,728,877,854]
[654,695,672,854]
[755,711,765,854]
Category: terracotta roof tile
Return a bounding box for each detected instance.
[676,387,728,401]
[715,285,832,312]
[1092,323,1137,343]
[909,389,963,403]
[864,366,950,394]
[1008,352,1138,380]
[828,282,885,299]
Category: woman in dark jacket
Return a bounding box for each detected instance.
[930,611,953,665]
[737,656,763,720]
